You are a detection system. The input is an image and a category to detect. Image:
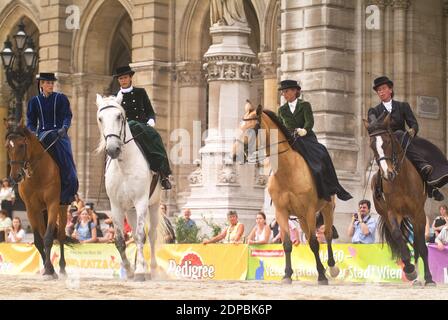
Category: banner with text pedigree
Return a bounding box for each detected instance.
[144,244,248,280]
[428,244,448,284]
[247,244,423,283]
[0,244,40,275]
[51,244,137,279]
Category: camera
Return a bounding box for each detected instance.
[353,213,358,221]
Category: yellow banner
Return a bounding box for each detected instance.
[0,243,40,275]
[51,244,136,279]
[145,243,248,280]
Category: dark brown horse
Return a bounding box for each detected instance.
[364,114,435,285]
[5,125,68,280]
[234,102,340,285]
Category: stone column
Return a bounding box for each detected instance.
[175,61,206,209]
[281,0,358,215]
[392,0,410,100]
[183,23,266,231]
[258,51,278,111]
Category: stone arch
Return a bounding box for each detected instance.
[71,0,133,74]
[262,0,280,52]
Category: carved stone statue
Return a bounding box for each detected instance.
[210,0,247,26]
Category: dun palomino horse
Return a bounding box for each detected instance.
[5,125,67,280]
[364,114,435,285]
[234,102,340,284]
[96,93,163,281]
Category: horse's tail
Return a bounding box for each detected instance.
[378,215,413,259]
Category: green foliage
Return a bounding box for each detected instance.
[174,216,201,243]
[202,214,222,237]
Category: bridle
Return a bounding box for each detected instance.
[237,111,290,163]
[5,131,60,185]
[369,129,411,178]
[98,104,143,145]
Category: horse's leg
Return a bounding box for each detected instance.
[306,208,327,285]
[321,199,339,278]
[414,213,435,286]
[276,210,293,284]
[42,203,59,280]
[27,208,46,272]
[388,213,416,281]
[58,205,68,276]
[133,200,149,282]
[147,202,160,279]
[111,208,134,280]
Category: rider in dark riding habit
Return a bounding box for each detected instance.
[113,65,172,190]
[368,76,448,201]
[26,72,79,205]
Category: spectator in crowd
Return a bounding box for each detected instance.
[436,224,448,251]
[316,224,326,244]
[66,205,78,237]
[247,212,271,244]
[123,218,134,245]
[0,209,12,242]
[6,217,25,243]
[85,203,103,238]
[432,205,448,234]
[203,210,244,244]
[269,218,280,243]
[183,208,196,229]
[72,193,85,211]
[347,199,377,244]
[0,178,15,219]
[160,204,176,243]
[98,220,115,243]
[71,209,97,243]
[430,217,446,243]
[272,218,301,245]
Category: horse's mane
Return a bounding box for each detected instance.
[96,96,126,153]
[367,112,388,135]
[262,109,293,145]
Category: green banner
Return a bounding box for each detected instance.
[247,244,423,283]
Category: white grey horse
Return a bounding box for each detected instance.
[96,93,163,281]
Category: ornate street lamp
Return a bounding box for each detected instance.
[0,19,38,125]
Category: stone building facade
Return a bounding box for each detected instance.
[0,0,447,240]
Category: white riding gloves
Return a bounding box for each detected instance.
[296,128,307,137]
[147,118,155,127]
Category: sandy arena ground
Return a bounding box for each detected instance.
[0,274,446,300]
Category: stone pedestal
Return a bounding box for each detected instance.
[183,25,266,233]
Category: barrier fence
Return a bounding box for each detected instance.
[0,243,446,283]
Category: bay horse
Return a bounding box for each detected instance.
[5,125,67,280]
[364,114,435,285]
[234,102,340,285]
[96,93,164,281]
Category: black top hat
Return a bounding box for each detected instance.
[373,76,393,91]
[278,80,301,91]
[113,65,135,78]
[36,73,58,81]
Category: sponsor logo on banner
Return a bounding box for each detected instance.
[250,249,284,257]
[167,252,216,280]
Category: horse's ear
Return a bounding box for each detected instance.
[244,100,254,113]
[116,91,123,105]
[96,94,103,108]
[256,104,263,115]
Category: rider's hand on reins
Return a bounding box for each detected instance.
[296,128,307,137]
[57,127,67,137]
[407,128,416,138]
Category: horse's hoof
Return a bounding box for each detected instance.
[318,279,329,286]
[43,273,58,281]
[58,272,67,280]
[281,277,292,285]
[425,280,436,287]
[134,273,145,282]
[411,279,423,287]
[328,266,340,278]
[405,269,418,281]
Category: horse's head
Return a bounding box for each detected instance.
[5,127,30,184]
[363,113,400,181]
[232,100,263,163]
[96,93,126,159]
